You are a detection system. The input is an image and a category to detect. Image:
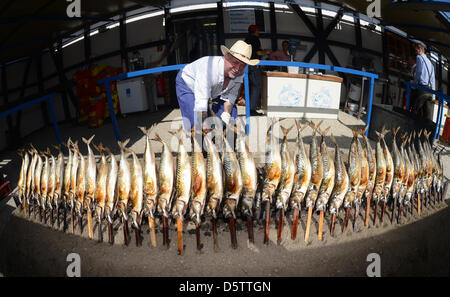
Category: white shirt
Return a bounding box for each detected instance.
[414,53,435,90]
[181,56,244,112]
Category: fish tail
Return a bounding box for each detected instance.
[330,133,337,146]
[117,138,131,151]
[138,126,149,136]
[151,132,163,143]
[320,126,331,137]
[375,130,384,141]
[82,134,95,145]
[280,124,294,137]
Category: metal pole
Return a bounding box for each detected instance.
[104,81,121,141]
[244,66,250,135]
[434,95,443,141]
[47,95,64,152]
[365,77,375,136]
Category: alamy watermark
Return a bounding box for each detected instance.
[66,0,81,18]
[366,253,381,277]
[66,253,81,277]
[366,0,381,18]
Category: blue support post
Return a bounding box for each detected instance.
[244,66,250,135]
[104,81,121,142]
[365,77,375,136]
[434,95,444,141]
[47,95,64,153]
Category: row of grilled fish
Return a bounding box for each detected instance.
[15,120,446,247]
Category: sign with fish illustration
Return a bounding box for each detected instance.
[277,84,305,107]
[263,72,342,119]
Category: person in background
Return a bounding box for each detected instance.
[245,24,272,116]
[175,40,259,130]
[270,40,290,62]
[410,43,435,121]
[270,40,291,72]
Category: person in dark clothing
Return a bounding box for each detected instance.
[244,24,272,115]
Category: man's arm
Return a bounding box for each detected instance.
[413,56,422,84]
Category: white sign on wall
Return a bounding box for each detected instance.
[228,10,255,33]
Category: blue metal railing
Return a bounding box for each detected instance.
[98,61,378,141]
[404,81,450,141]
[0,93,63,150]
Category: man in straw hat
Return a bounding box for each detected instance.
[175,40,259,130]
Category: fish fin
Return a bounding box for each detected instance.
[393,126,400,138]
[280,124,294,137]
[362,126,368,135]
[72,141,80,154]
[93,142,104,154]
[320,126,331,137]
[295,119,301,131]
[151,132,163,143]
[330,133,337,145]
[52,144,62,152]
[138,126,149,136]
[117,138,130,151]
[309,120,322,134]
[82,134,95,145]
[375,130,384,140]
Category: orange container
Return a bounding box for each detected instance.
[440,114,450,144]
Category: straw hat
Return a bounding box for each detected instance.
[220,40,260,66]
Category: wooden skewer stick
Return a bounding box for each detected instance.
[391,197,397,224]
[108,221,114,245]
[343,207,351,232]
[373,201,378,226]
[56,206,60,229]
[380,201,387,223]
[417,193,421,216]
[98,220,103,243]
[247,215,254,244]
[353,202,360,231]
[63,206,67,232]
[277,209,284,245]
[50,208,54,227]
[318,210,324,241]
[212,218,218,251]
[71,209,75,234]
[177,218,184,255]
[304,206,313,243]
[263,202,270,245]
[162,216,169,249]
[123,217,130,246]
[78,215,83,235]
[134,225,141,247]
[148,216,157,248]
[23,198,28,216]
[229,217,237,249]
[291,208,300,240]
[87,209,93,239]
[195,221,202,251]
[365,196,371,228]
[330,213,337,236]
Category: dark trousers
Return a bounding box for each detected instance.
[248,66,261,111]
[411,89,434,121]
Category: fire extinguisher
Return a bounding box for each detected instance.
[156,76,165,97]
